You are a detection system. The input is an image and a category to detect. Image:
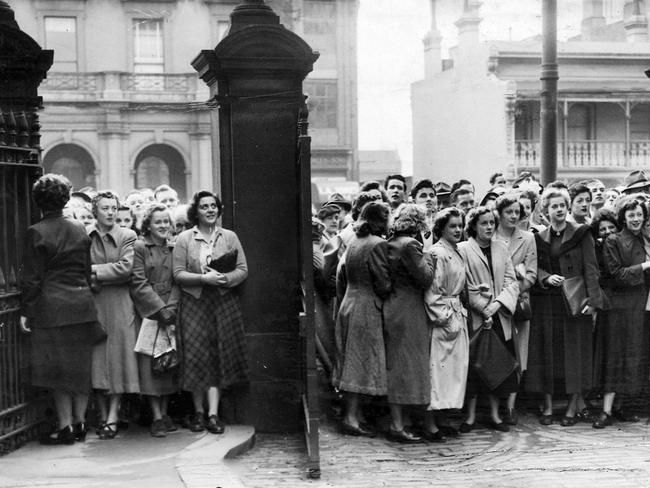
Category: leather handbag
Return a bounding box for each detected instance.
[470,320,519,390]
[513,293,532,321]
[560,276,589,317]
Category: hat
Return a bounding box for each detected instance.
[323,193,352,212]
[622,170,650,194]
[433,181,451,196]
[479,186,506,206]
[70,191,92,203]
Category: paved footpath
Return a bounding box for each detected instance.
[229,412,650,488]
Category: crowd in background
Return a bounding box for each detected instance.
[19,176,249,445]
[313,169,650,443]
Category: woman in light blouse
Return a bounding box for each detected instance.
[172,191,249,434]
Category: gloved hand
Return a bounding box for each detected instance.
[150,306,176,326]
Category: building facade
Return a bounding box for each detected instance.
[13,0,359,200]
[412,0,650,194]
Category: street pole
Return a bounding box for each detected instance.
[540,0,558,186]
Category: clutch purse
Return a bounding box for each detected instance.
[208,249,238,273]
[560,276,589,317]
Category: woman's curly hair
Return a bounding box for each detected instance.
[390,203,428,235]
[432,207,464,239]
[354,201,390,237]
[465,206,498,238]
[91,191,121,218]
[140,204,171,237]
[590,208,619,238]
[187,191,223,226]
[33,173,71,212]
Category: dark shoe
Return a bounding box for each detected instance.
[72,422,87,442]
[420,429,446,443]
[489,421,510,433]
[150,419,167,438]
[386,428,423,444]
[592,412,613,429]
[575,407,594,423]
[560,416,577,427]
[162,415,178,432]
[539,414,553,426]
[97,422,118,440]
[188,413,205,433]
[341,421,376,438]
[438,425,459,438]
[504,408,518,426]
[612,409,640,423]
[459,422,475,434]
[206,415,225,435]
[40,425,75,446]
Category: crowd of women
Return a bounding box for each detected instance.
[314,172,650,443]
[19,174,249,445]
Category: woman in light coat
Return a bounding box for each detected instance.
[459,207,519,433]
[493,194,537,425]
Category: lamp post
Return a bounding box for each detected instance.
[540,0,558,185]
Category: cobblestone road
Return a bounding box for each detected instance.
[230,412,650,488]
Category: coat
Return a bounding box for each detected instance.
[425,238,469,410]
[599,228,650,393]
[333,234,391,396]
[19,211,97,328]
[384,235,435,405]
[458,238,519,340]
[88,223,140,394]
[527,222,604,395]
[493,228,537,370]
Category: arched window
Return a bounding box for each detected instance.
[43,144,96,190]
[134,144,186,200]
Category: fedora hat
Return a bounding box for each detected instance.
[322,193,352,212]
[622,170,650,194]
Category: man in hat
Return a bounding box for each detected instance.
[434,181,452,209]
[622,170,650,195]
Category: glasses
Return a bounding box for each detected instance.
[198,203,219,210]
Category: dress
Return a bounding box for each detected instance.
[527,222,606,396]
[88,224,140,394]
[424,238,469,410]
[130,237,180,396]
[332,234,391,395]
[384,235,434,405]
[172,226,250,392]
[19,211,99,394]
[596,229,650,394]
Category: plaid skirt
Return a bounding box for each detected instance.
[178,288,249,392]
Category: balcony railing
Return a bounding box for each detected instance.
[515,140,650,168]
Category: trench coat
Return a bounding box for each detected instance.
[333,234,391,396]
[493,228,537,371]
[384,235,435,405]
[527,222,606,396]
[424,238,469,410]
[130,237,180,396]
[89,223,140,394]
[599,228,650,394]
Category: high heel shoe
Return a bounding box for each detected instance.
[72,422,87,442]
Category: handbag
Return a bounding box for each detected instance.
[151,326,179,374]
[470,320,519,390]
[560,276,589,317]
[513,293,532,321]
[208,249,238,273]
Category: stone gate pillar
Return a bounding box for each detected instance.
[192,0,318,431]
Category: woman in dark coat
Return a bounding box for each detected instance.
[19,174,100,445]
[527,187,606,426]
[596,199,650,428]
[131,204,180,437]
[384,203,435,443]
[333,201,392,438]
[172,191,249,435]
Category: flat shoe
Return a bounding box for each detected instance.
[560,416,577,427]
[206,415,225,435]
[592,412,613,429]
[489,421,510,432]
[419,429,446,443]
[575,408,595,423]
[386,428,423,444]
[539,414,553,426]
[458,422,475,434]
[341,421,376,438]
[438,425,459,437]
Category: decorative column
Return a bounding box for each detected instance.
[192,0,318,432]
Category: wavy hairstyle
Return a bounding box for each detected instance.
[540,187,570,213]
[390,203,428,235]
[616,196,648,229]
[91,191,121,218]
[33,173,72,212]
[465,206,498,238]
[140,203,172,237]
[354,201,390,238]
[590,208,619,238]
[432,207,464,239]
[187,191,223,226]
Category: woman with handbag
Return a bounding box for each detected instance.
[384,204,435,443]
[19,174,101,445]
[458,207,520,433]
[172,191,249,435]
[493,194,537,425]
[596,198,650,428]
[527,187,606,426]
[423,207,469,439]
[88,191,139,439]
[131,204,180,437]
